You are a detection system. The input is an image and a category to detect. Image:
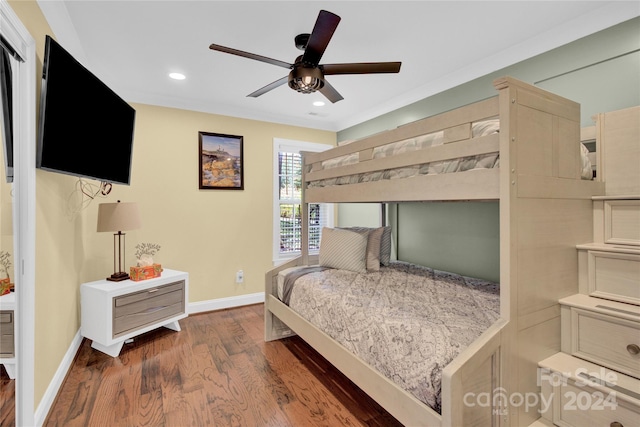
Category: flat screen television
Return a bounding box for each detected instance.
[37,35,135,185]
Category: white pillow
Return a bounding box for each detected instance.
[319,227,368,273]
[472,119,500,138]
[580,143,593,180]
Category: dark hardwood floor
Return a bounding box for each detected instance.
[29,303,402,426]
[0,365,14,426]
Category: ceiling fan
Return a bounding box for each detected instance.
[209,10,401,103]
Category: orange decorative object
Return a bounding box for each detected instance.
[0,277,12,296]
[129,264,163,281]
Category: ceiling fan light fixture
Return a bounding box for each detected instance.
[210,10,400,102]
[288,67,324,94]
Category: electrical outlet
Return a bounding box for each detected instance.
[235,270,244,284]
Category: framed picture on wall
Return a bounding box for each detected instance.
[198,131,244,190]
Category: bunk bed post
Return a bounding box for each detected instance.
[494,77,520,427]
[492,76,605,427]
[300,151,310,265]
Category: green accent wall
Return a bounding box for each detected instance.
[339,17,639,140]
[337,17,639,281]
[393,202,500,282]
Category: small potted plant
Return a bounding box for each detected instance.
[0,251,12,295]
[130,243,163,281]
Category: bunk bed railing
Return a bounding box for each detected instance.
[302,96,502,203]
[442,318,508,427]
[306,133,499,182]
[305,96,499,167]
[305,167,501,203]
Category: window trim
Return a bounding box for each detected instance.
[273,138,333,264]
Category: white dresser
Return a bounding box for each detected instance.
[81,269,189,357]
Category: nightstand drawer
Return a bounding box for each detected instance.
[0,334,13,357]
[0,311,12,324]
[0,310,14,357]
[573,309,640,378]
[113,281,185,338]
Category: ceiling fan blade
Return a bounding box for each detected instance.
[209,44,292,69]
[322,62,402,75]
[301,10,341,67]
[247,76,289,98]
[319,79,344,103]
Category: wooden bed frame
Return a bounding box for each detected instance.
[265,77,608,426]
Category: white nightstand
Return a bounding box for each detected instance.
[81,269,188,357]
[0,291,15,378]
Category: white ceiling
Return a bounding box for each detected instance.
[37,1,639,132]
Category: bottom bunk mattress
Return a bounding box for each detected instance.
[277,261,500,414]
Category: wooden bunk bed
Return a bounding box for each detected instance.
[265,77,606,427]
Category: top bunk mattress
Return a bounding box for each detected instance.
[306,118,594,190]
[276,261,500,414]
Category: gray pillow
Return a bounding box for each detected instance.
[380,226,392,265]
[319,227,368,273]
[340,227,383,271]
[343,226,392,266]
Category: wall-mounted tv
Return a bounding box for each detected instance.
[37,35,135,185]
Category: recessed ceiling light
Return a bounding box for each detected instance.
[169,72,186,80]
[313,101,325,107]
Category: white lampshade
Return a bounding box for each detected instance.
[97,201,142,232]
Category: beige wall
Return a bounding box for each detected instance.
[11,0,335,409]
[83,103,335,302]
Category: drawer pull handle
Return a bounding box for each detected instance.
[144,306,167,314]
[147,288,159,293]
[610,422,623,427]
[627,344,640,355]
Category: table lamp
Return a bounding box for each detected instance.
[97,200,141,281]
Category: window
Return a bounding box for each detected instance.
[273,139,333,262]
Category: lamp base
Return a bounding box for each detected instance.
[107,272,130,282]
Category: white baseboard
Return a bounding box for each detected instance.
[36,292,265,425]
[188,292,265,314]
[35,329,83,426]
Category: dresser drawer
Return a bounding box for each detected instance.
[578,248,640,305]
[553,381,640,427]
[604,199,640,246]
[572,309,640,378]
[113,281,185,338]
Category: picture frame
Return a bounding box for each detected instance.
[198,131,244,190]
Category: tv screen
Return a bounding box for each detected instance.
[37,35,135,185]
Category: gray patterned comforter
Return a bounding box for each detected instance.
[280,261,500,413]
